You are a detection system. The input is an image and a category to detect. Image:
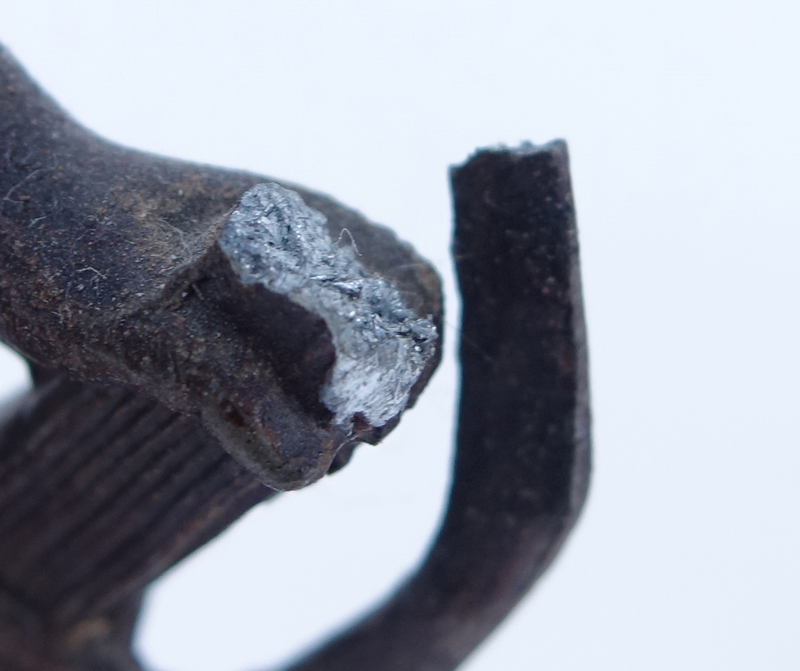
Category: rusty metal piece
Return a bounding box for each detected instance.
[0,42,590,671]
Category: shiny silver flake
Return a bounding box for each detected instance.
[219,183,437,428]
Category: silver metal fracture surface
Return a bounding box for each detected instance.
[0,43,443,492]
[220,183,437,428]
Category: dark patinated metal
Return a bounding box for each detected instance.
[283,141,590,671]
[0,375,275,671]
[0,44,442,493]
[0,43,442,670]
[0,42,589,671]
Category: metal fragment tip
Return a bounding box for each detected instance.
[219,183,438,428]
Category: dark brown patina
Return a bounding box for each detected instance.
[0,43,589,671]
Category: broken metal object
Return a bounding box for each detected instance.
[0,42,590,671]
[0,44,442,492]
[0,42,441,670]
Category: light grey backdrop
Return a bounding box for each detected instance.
[1,1,798,669]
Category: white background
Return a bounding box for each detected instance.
[1,1,799,669]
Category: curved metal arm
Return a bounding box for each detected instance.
[282,141,590,671]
